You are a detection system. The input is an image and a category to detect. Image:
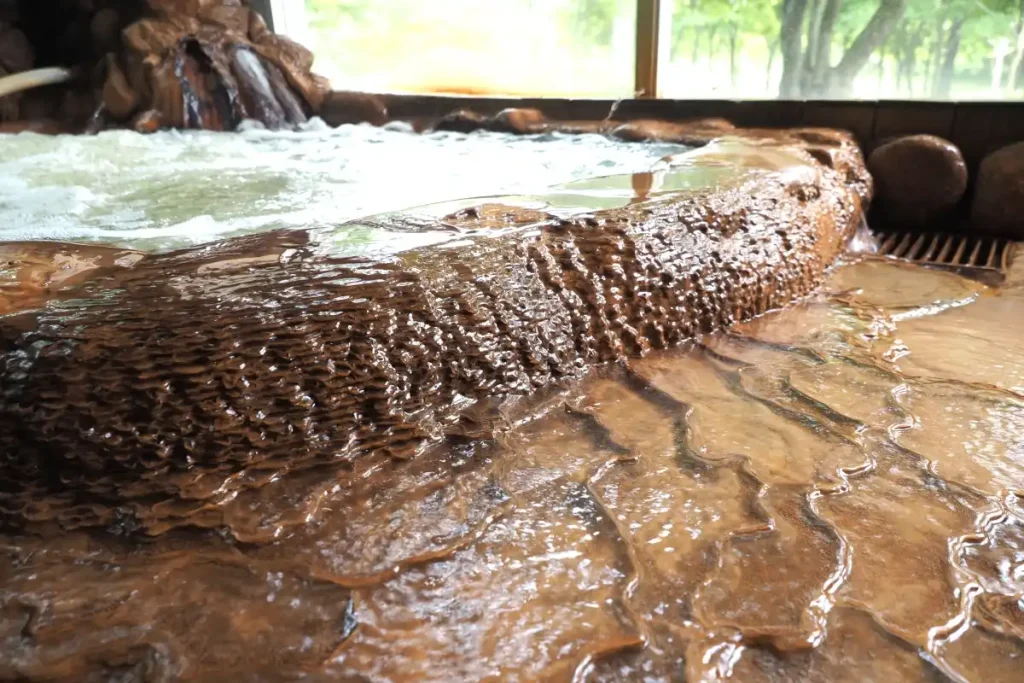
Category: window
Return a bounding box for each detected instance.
[658,0,1024,100]
[298,0,637,97]
[277,0,1024,100]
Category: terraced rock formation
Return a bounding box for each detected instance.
[0,129,870,530]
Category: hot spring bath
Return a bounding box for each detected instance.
[0,122,1021,682]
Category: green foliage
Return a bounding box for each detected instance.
[302,0,1024,98]
[566,0,621,46]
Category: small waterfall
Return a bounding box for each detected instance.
[230,46,288,129]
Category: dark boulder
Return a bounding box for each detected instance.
[867,134,967,228]
[971,141,1024,239]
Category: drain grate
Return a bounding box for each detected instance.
[873,230,1013,272]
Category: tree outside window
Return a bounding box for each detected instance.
[299,0,1024,100]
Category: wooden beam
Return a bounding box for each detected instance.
[635,0,661,98]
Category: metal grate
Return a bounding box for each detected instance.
[873,230,1013,272]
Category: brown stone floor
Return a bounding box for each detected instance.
[2,252,1022,681]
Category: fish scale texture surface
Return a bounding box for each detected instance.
[0,137,868,528]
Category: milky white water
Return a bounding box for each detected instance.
[0,120,685,253]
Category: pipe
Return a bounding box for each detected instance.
[0,67,73,99]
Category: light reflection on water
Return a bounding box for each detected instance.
[1,253,1022,682]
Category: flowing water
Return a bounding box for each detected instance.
[1,130,1023,682]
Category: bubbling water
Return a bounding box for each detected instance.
[0,122,684,252]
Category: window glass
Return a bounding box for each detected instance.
[658,0,1024,100]
[302,0,638,97]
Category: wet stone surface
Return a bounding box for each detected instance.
[0,138,867,527]
[1,254,1022,681]
[1,132,1022,680]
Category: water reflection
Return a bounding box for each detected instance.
[1,253,1023,681]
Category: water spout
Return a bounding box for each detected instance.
[0,67,72,99]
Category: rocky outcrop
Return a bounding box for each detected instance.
[0,132,868,530]
[867,135,967,229]
[971,141,1024,239]
[111,1,330,130]
[0,0,331,130]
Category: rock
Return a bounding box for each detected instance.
[132,109,162,133]
[791,128,851,147]
[0,63,17,121]
[144,54,184,128]
[971,141,1024,239]
[201,5,252,37]
[442,203,554,230]
[102,56,138,120]
[0,25,33,73]
[59,89,96,122]
[248,9,271,43]
[610,118,735,145]
[123,17,197,54]
[868,135,967,228]
[252,35,328,111]
[433,108,489,133]
[254,34,314,73]
[90,9,122,54]
[320,91,388,127]
[491,108,545,133]
[115,3,329,129]
[146,0,227,14]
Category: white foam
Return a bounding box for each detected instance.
[0,126,683,252]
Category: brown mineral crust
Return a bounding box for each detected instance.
[0,136,866,530]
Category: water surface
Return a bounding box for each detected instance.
[0,122,684,252]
